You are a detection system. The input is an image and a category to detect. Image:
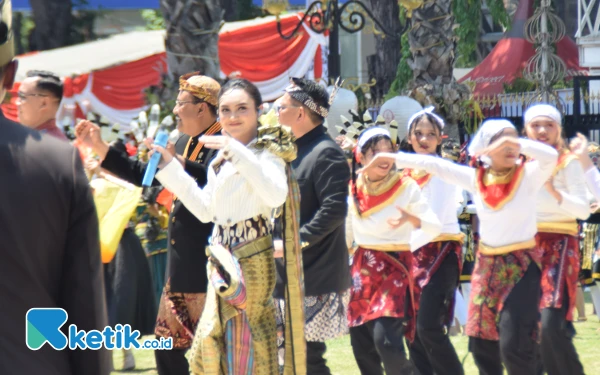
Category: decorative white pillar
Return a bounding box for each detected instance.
[576,0,600,72]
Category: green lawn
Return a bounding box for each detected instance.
[111,299,600,374]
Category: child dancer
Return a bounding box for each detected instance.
[570,134,600,322]
[524,104,588,375]
[346,126,442,375]
[400,108,464,375]
[361,119,558,375]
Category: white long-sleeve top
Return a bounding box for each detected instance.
[392,139,558,249]
[584,166,600,204]
[345,177,442,251]
[536,156,589,223]
[155,137,288,226]
[420,175,462,235]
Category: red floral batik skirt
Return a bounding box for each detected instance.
[466,247,542,341]
[347,248,416,341]
[536,232,580,321]
[412,241,462,325]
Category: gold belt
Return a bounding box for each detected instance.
[537,222,579,237]
[231,235,273,260]
[479,238,537,255]
[431,233,466,245]
[360,243,411,252]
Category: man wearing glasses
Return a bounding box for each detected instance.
[17,70,67,140]
[275,78,351,374]
[75,73,222,375]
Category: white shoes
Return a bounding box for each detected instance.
[122,349,136,371]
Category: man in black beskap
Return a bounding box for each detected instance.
[75,74,222,375]
[275,77,351,374]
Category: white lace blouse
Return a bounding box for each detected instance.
[155,137,288,227]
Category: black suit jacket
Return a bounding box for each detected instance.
[0,116,110,375]
[276,125,351,297]
[101,130,217,293]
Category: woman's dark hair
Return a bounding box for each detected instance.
[351,134,394,217]
[404,113,443,155]
[218,78,262,110]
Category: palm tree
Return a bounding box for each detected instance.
[365,0,404,100]
[160,0,223,80]
[406,0,470,140]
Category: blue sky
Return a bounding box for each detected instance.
[12,0,309,11]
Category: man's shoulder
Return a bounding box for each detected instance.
[175,133,190,152]
[311,138,346,165]
[304,132,344,156]
[1,118,76,168]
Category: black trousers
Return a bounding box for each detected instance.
[307,341,331,375]
[540,287,585,375]
[409,252,464,375]
[350,317,416,375]
[469,262,541,375]
[155,349,189,375]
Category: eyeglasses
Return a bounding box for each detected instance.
[17,92,49,101]
[175,100,199,107]
[274,104,301,114]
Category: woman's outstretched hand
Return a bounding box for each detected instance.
[357,152,397,175]
[476,136,520,159]
[200,135,230,150]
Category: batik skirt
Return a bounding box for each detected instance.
[537,232,580,321]
[154,279,206,349]
[347,248,416,341]
[466,246,542,341]
[412,241,462,326]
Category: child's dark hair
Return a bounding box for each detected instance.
[351,134,394,217]
[218,78,262,110]
[403,113,443,155]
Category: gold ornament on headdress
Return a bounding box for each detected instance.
[328,77,344,106]
[336,109,398,147]
[178,71,220,107]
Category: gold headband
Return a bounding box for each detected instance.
[179,72,220,107]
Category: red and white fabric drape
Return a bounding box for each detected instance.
[2,13,327,127]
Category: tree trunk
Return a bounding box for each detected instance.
[220,0,237,21]
[160,0,223,80]
[407,0,470,141]
[13,12,23,55]
[365,0,403,101]
[29,0,73,50]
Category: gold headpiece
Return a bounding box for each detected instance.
[178,72,220,107]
